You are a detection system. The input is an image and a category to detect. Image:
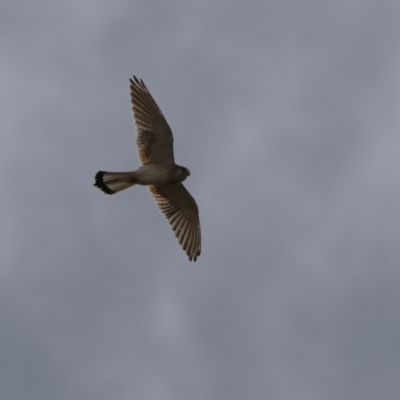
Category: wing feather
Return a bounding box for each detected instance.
[149,184,201,261]
[130,76,175,165]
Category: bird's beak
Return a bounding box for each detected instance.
[187,169,191,176]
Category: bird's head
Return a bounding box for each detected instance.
[174,165,191,182]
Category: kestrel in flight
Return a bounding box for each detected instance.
[94,76,201,261]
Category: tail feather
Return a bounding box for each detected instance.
[94,171,137,195]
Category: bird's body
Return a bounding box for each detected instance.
[94,76,201,261]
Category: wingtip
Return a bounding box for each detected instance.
[130,75,148,93]
[189,247,201,262]
[130,75,142,85]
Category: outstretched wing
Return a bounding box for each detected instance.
[130,76,174,165]
[149,184,201,261]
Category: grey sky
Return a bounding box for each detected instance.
[2,1,400,399]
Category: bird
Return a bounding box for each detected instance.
[94,76,201,261]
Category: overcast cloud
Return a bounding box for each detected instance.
[2,1,400,399]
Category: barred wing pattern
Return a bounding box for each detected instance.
[130,76,175,165]
[149,184,201,261]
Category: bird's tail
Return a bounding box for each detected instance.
[94,171,137,195]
